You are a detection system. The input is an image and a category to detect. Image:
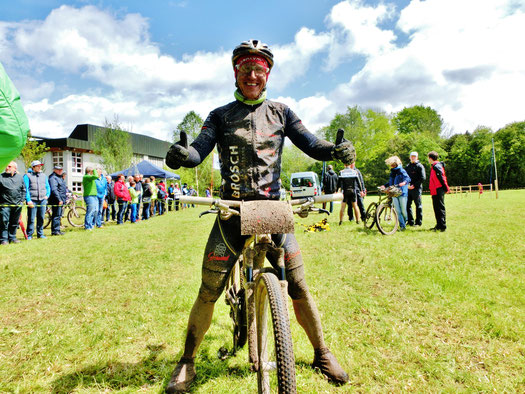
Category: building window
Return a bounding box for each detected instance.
[72,152,82,173]
[132,154,143,164]
[72,181,82,193]
[52,151,64,168]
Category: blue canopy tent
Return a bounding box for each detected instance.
[110,160,180,179]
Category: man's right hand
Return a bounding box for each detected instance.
[27,201,34,208]
[166,131,189,170]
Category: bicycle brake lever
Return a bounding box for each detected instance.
[199,209,219,218]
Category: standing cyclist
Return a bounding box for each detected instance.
[165,39,355,392]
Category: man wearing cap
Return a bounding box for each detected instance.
[165,39,354,392]
[0,161,26,245]
[48,165,67,235]
[23,160,50,239]
[405,152,426,227]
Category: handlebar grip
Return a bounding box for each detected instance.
[179,195,241,207]
[290,192,344,205]
[335,128,345,145]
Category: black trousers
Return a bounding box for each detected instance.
[0,206,22,242]
[431,188,446,230]
[407,188,423,225]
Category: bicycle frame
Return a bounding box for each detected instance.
[180,193,343,393]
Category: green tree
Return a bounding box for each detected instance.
[174,111,216,195]
[175,110,203,142]
[493,121,525,188]
[393,105,443,136]
[18,132,49,169]
[91,116,133,174]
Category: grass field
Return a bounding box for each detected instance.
[1,190,524,393]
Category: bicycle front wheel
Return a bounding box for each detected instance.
[68,206,86,227]
[376,203,398,235]
[255,272,296,394]
[363,202,377,229]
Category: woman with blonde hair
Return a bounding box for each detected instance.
[380,156,411,230]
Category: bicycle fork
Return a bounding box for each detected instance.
[245,235,289,371]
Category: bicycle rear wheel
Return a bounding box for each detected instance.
[255,272,296,394]
[43,209,52,229]
[68,206,86,227]
[376,203,398,235]
[363,202,377,229]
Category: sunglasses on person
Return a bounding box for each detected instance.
[236,63,269,77]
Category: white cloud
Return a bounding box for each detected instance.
[271,27,331,90]
[330,0,525,133]
[324,0,396,70]
[273,95,334,133]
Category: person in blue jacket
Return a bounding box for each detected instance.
[48,165,67,235]
[24,160,50,239]
[95,169,108,228]
[380,156,411,230]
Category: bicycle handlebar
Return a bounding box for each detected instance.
[180,193,343,207]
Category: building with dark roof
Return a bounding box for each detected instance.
[22,124,172,193]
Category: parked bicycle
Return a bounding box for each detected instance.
[180,192,342,394]
[363,186,402,235]
[44,193,86,229]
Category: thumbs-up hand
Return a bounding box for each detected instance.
[166,131,190,170]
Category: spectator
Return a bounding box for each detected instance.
[380,156,411,231]
[428,151,450,232]
[405,151,426,227]
[205,187,211,198]
[322,164,338,213]
[355,165,367,220]
[157,180,167,215]
[104,175,116,222]
[181,183,189,209]
[95,170,107,228]
[168,182,175,211]
[142,178,152,220]
[114,174,131,225]
[82,166,99,230]
[24,160,50,239]
[149,176,158,216]
[124,176,134,221]
[48,165,67,236]
[128,180,140,223]
[337,163,361,225]
[134,174,143,221]
[173,182,182,211]
[188,185,197,208]
[0,161,26,244]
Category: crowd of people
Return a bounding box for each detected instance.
[326,150,450,232]
[0,159,199,245]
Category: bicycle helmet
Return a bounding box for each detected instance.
[232,39,274,70]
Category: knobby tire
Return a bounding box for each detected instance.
[364,202,377,229]
[68,206,86,227]
[255,272,296,394]
[376,203,398,235]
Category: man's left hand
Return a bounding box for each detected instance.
[333,140,356,165]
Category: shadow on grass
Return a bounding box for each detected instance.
[51,344,170,393]
[51,342,252,393]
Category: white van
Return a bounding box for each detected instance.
[289,171,321,199]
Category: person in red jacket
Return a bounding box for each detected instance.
[114,174,131,224]
[427,151,450,232]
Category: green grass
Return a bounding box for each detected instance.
[1,190,524,393]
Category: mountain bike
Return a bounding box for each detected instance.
[180,192,343,394]
[363,186,401,235]
[44,193,87,229]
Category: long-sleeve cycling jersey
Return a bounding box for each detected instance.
[181,100,335,200]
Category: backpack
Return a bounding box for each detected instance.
[158,188,166,199]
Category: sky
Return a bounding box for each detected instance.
[1,0,524,142]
